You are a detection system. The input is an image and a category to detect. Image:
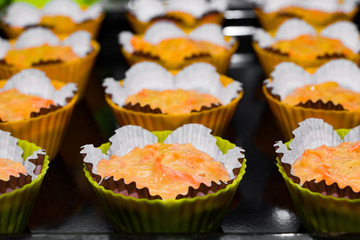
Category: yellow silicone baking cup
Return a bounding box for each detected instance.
[0,138,50,233]
[83,130,247,233]
[0,80,78,160]
[253,41,360,77]
[121,36,238,74]
[263,84,360,141]
[277,128,360,232]
[0,41,100,99]
[106,75,242,136]
[255,7,358,32]
[126,12,225,34]
[0,13,105,39]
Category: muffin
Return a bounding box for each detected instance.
[81,124,246,232]
[0,68,78,160]
[275,118,360,232]
[263,59,360,141]
[103,62,243,136]
[0,129,50,233]
[126,0,228,34]
[0,27,99,98]
[1,0,104,38]
[119,21,238,74]
[252,19,360,77]
[254,0,358,31]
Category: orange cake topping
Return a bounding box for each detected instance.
[0,158,26,181]
[271,35,354,61]
[4,45,79,68]
[96,142,230,199]
[292,141,360,192]
[125,89,221,114]
[282,81,360,111]
[130,36,225,63]
[0,89,54,121]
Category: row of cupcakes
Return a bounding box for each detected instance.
[252,0,360,233]
[0,61,246,233]
[0,0,241,161]
[82,0,247,233]
[0,64,246,232]
[5,86,360,233]
[0,0,248,233]
[0,0,103,232]
[3,0,360,234]
[5,66,360,233]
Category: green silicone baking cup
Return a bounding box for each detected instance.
[84,130,247,233]
[277,128,360,233]
[0,139,50,233]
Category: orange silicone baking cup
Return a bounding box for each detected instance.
[121,36,238,74]
[0,13,105,39]
[106,75,242,136]
[126,12,225,34]
[0,80,78,160]
[263,84,360,141]
[253,41,360,77]
[254,7,358,32]
[0,41,100,99]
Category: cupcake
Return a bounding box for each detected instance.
[1,0,104,38]
[126,0,228,34]
[263,59,360,141]
[0,27,99,98]
[275,118,360,232]
[119,21,238,74]
[0,69,78,160]
[81,124,246,232]
[254,0,358,32]
[103,62,243,136]
[252,19,360,77]
[0,129,50,233]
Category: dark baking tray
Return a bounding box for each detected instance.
[6,1,358,239]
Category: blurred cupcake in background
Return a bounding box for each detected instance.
[1,0,104,38]
[275,118,360,232]
[0,27,99,98]
[252,19,360,77]
[81,124,246,232]
[103,62,243,136]
[0,129,49,233]
[0,69,78,160]
[263,59,360,140]
[119,21,238,74]
[126,0,228,34]
[253,0,358,32]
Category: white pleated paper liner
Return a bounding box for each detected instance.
[128,0,228,22]
[3,0,103,28]
[103,62,242,112]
